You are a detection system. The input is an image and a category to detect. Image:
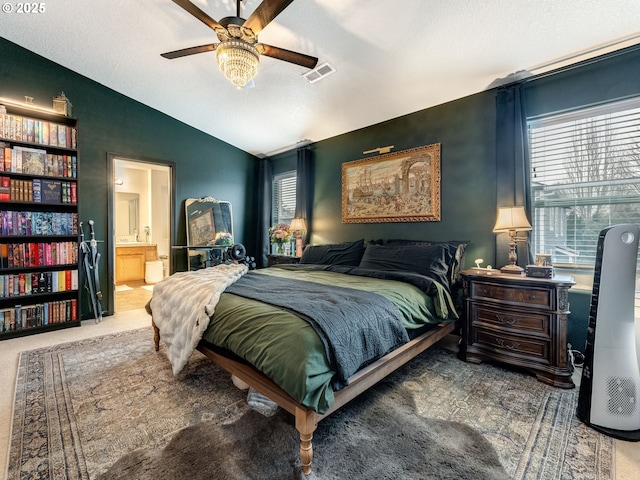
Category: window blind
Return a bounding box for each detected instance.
[528,97,640,267]
[272,170,297,226]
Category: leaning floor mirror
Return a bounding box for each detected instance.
[184,197,234,270]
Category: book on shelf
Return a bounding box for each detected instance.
[57,126,66,148]
[1,113,77,150]
[25,118,34,143]
[32,179,41,202]
[49,123,57,147]
[3,147,10,172]
[41,179,61,203]
[0,176,9,201]
[14,146,46,175]
[0,298,77,332]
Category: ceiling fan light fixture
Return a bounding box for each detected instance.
[216,39,260,88]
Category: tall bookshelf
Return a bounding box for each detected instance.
[0,99,80,339]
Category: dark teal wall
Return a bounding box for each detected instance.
[301,91,498,268]
[525,45,640,118]
[272,45,640,352]
[0,38,259,318]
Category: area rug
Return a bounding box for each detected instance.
[8,327,614,479]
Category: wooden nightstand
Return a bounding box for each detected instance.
[459,269,576,388]
[267,255,301,267]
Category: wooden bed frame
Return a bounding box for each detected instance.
[152,320,456,475]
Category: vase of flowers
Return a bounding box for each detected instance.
[269,222,292,254]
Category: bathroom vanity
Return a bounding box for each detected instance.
[115,243,158,284]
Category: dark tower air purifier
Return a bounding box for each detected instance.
[577,224,640,441]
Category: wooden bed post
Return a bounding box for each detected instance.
[152,320,160,352]
[295,407,318,475]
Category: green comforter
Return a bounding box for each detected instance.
[201,266,457,413]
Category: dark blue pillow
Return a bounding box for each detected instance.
[299,239,365,266]
[385,239,468,285]
[358,243,453,290]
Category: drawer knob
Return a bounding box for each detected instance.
[496,314,518,325]
[530,295,537,300]
[495,338,520,350]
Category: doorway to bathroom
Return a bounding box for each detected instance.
[107,153,174,313]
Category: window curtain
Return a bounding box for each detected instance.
[294,145,313,244]
[256,157,273,268]
[495,84,533,268]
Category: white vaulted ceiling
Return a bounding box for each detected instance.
[1,0,639,156]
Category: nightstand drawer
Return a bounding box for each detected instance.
[471,283,550,309]
[472,305,550,336]
[473,328,550,363]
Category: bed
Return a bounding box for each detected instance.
[149,239,467,475]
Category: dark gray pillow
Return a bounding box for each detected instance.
[299,239,365,266]
[385,239,468,285]
[358,243,453,290]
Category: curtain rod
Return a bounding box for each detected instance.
[494,36,640,90]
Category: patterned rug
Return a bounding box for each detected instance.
[8,327,613,479]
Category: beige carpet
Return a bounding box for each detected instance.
[3,326,626,479]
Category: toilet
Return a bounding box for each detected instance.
[145,260,164,284]
[159,255,169,278]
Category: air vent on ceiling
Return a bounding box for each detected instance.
[303,62,336,84]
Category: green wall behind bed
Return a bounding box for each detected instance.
[270,45,640,352]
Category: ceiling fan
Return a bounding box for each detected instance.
[162,0,318,88]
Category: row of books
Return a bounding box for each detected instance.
[1,211,78,236]
[1,269,78,298]
[0,242,79,269]
[0,145,77,177]
[1,299,78,333]
[0,110,77,149]
[0,177,77,204]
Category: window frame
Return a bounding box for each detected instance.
[527,96,640,289]
[271,170,297,227]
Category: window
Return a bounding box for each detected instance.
[528,97,640,280]
[272,170,297,226]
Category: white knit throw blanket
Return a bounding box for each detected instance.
[149,263,248,375]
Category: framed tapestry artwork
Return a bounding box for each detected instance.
[342,143,441,223]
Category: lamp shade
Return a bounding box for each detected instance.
[290,217,307,232]
[493,206,532,232]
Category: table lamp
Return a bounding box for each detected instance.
[290,217,307,257]
[493,206,532,274]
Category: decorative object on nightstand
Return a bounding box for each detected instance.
[290,217,307,258]
[458,268,575,388]
[526,254,554,278]
[269,222,292,255]
[493,206,532,274]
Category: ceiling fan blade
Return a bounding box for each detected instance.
[243,0,295,35]
[260,44,318,69]
[171,0,222,31]
[161,44,218,59]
